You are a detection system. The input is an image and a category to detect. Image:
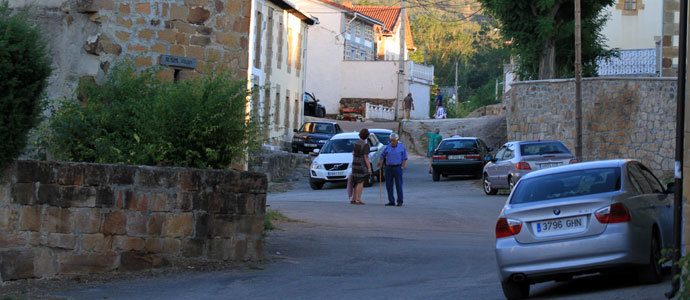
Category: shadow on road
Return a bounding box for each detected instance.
[531,268,672,299]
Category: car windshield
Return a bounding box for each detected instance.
[300,123,333,134]
[321,139,357,154]
[374,133,390,145]
[520,142,570,156]
[438,139,477,151]
[510,167,621,204]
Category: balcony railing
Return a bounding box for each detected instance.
[408,61,434,83]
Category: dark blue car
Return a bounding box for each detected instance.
[291,121,343,154]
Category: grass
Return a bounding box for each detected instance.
[264,209,289,232]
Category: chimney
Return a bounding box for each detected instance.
[343,1,353,8]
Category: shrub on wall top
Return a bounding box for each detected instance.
[0,1,52,171]
[47,62,260,169]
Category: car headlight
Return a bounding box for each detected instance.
[311,163,322,169]
[318,140,328,144]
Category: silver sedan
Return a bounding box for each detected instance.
[494,159,673,300]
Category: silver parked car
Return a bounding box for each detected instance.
[495,159,674,300]
[483,140,578,195]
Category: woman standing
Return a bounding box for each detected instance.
[351,128,372,205]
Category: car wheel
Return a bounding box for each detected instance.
[638,232,662,284]
[509,176,516,192]
[309,178,324,190]
[432,169,440,181]
[500,280,530,300]
[483,173,498,195]
[364,173,374,187]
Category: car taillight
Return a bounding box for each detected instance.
[569,158,579,164]
[433,155,447,160]
[516,162,531,170]
[466,155,481,159]
[595,203,631,223]
[496,217,522,238]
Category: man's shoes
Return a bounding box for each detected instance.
[396,203,403,207]
[385,202,395,206]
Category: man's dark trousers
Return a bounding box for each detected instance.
[385,165,403,205]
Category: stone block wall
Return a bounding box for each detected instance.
[399,116,507,156]
[0,160,266,281]
[21,0,251,102]
[248,150,311,183]
[505,77,676,178]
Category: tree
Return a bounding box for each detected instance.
[0,1,52,171]
[478,0,614,80]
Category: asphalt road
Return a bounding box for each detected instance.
[50,155,671,300]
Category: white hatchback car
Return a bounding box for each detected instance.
[309,132,385,190]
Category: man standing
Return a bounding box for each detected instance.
[433,89,446,119]
[378,133,408,206]
[403,93,414,119]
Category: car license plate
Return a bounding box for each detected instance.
[539,162,561,169]
[304,143,317,147]
[448,155,465,160]
[328,171,345,176]
[531,216,586,237]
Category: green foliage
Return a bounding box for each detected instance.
[264,209,288,232]
[0,1,52,170]
[46,62,261,169]
[478,0,615,79]
[662,249,689,299]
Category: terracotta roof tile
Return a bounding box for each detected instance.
[353,5,414,50]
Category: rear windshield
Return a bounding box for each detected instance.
[321,139,357,154]
[437,139,477,151]
[520,142,570,156]
[374,133,390,145]
[510,167,621,204]
[300,123,333,134]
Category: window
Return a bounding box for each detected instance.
[253,11,263,69]
[277,13,284,69]
[287,27,293,73]
[294,92,299,129]
[274,86,281,130]
[628,163,653,194]
[284,90,291,130]
[355,23,361,39]
[640,165,664,193]
[624,0,637,10]
[365,26,373,42]
[510,168,622,204]
[296,33,302,75]
[495,148,506,161]
[264,8,274,75]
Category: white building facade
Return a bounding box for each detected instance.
[249,0,316,148]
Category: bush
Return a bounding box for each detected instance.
[47,62,261,169]
[0,1,52,170]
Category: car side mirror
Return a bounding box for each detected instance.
[666,182,676,194]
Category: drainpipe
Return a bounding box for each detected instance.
[666,0,687,298]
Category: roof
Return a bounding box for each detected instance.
[270,0,318,25]
[331,132,360,139]
[306,121,338,125]
[522,159,629,180]
[369,128,392,133]
[352,5,415,50]
[312,0,383,26]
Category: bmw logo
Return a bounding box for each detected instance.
[553,209,561,215]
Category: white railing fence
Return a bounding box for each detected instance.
[407,61,434,83]
[365,103,395,121]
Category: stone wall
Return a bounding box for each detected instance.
[0,160,266,281]
[248,150,311,183]
[506,77,676,178]
[399,116,507,156]
[19,0,250,102]
[466,103,506,118]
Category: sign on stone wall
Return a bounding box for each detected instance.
[159,55,197,69]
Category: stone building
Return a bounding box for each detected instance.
[14,0,253,102]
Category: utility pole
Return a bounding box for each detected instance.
[395,0,405,121]
[454,61,459,111]
[574,0,582,160]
